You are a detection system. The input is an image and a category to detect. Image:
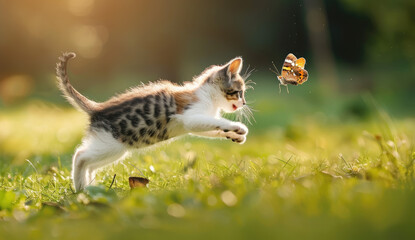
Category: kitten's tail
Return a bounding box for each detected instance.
[56,52,97,114]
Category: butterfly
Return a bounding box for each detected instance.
[270,53,309,93]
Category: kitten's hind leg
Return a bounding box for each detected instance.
[72,149,88,192]
[86,150,129,186]
[72,130,127,192]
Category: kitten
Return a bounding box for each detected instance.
[56,52,250,192]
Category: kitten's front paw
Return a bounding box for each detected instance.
[221,122,248,135]
[226,133,246,144]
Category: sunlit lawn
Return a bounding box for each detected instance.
[1,84,414,239]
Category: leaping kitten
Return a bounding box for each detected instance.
[56,52,250,192]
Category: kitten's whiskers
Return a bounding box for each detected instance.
[236,103,256,125]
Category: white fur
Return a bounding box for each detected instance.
[72,130,128,191]
[174,77,248,143]
[71,58,248,192]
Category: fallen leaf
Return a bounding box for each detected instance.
[129,177,149,189]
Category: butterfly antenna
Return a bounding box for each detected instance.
[272,61,281,75]
[269,68,279,75]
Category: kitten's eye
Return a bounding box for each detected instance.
[226,91,239,95]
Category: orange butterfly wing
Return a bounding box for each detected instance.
[281,53,297,80]
[274,53,309,86]
[294,57,308,84]
[295,58,306,69]
[295,68,308,84]
[284,53,297,65]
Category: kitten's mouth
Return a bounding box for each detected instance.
[232,104,237,111]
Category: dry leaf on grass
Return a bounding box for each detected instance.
[129,177,149,189]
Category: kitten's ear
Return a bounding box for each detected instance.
[226,57,243,76]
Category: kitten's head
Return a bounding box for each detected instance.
[212,57,246,113]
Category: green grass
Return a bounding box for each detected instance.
[1,90,415,239]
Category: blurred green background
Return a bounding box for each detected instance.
[0,0,414,114]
